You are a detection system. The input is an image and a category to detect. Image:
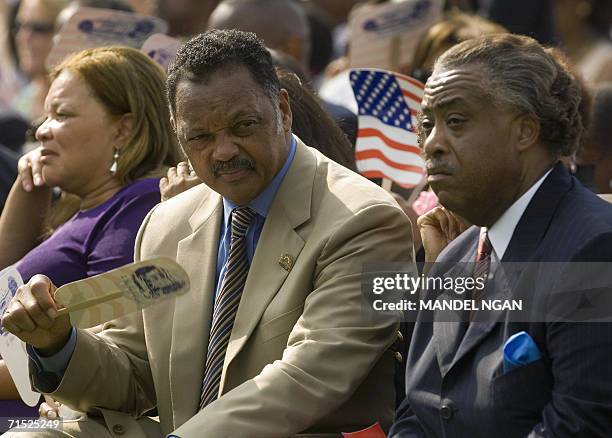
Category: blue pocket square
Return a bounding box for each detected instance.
[503,331,541,374]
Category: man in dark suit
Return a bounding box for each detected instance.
[390,34,612,437]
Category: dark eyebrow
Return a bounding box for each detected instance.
[230,109,261,121]
[423,97,474,115]
[177,121,208,137]
[184,127,212,139]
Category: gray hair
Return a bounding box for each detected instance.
[434,34,585,157]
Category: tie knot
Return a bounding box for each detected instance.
[476,229,493,262]
[231,207,256,238]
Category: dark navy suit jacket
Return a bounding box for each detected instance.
[390,162,612,437]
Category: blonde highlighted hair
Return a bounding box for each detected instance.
[50,46,181,184]
[45,46,181,233]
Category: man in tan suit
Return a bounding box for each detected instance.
[2,30,414,437]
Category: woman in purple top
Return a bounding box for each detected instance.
[0,46,181,416]
[15,178,162,286]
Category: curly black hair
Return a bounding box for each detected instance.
[167,29,281,117]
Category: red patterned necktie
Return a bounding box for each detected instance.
[470,228,493,321]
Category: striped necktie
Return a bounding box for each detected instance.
[474,228,493,279]
[470,228,493,321]
[200,206,256,410]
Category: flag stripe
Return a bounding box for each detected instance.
[355,138,424,168]
[359,165,424,188]
[357,157,425,179]
[356,149,424,173]
[403,95,424,111]
[396,75,425,90]
[357,128,421,156]
[396,78,422,117]
[402,89,422,103]
[349,69,426,187]
[357,116,418,144]
[397,77,425,95]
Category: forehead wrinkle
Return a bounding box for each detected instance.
[180,109,262,137]
[176,97,264,139]
[422,97,466,113]
[423,69,491,113]
[176,82,262,114]
[45,87,83,113]
[182,101,261,127]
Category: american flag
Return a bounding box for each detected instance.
[349,69,425,188]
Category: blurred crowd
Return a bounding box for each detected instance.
[0,0,609,215]
[0,0,610,435]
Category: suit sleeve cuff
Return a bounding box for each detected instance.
[26,327,77,382]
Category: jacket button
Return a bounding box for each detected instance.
[394,351,403,363]
[112,424,125,435]
[440,402,454,420]
[396,330,404,342]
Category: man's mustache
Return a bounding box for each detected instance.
[212,158,255,177]
[425,159,455,175]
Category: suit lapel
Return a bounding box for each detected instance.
[437,162,572,375]
[220,140,315,392]
[450,265,514,371]
[432,228,478,376]
[170,189,222,427]
[434,319,467,377]
[433,234,512,377]
[503,162,571,263]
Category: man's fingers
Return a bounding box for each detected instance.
[457,216,471,233]
[29,276,59,319]
[1,311,21,334]
[159,178,169,201]
[446,211,471,234]
[417,206,444,228]
[434,208,450,237]
[185,174,201,183]
[20,295,54,329]
[7,275,59,331]
[167,166,177,179]
[5,300,36,332]
[447,210,464,240]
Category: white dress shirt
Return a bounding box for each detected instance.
[487,168,553,260]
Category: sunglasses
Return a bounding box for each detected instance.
[13,20,55,35]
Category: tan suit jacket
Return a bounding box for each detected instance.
[43,140,414,437]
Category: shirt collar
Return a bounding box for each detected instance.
[487,168,553,260]
[223,134,297,220]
